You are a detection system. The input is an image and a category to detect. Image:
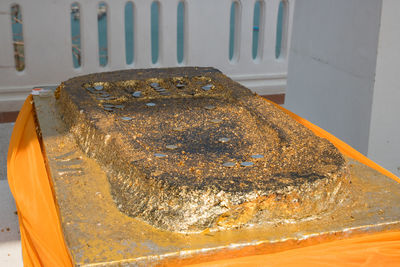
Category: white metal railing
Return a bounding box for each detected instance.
[0,0,294,112]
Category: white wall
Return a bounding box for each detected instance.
[368,0,400,175]
[0,0,295,112]
[285,0,382,155]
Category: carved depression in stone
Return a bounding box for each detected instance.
[56,67,350,233]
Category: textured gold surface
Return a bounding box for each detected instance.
[34,91,400,266]
[56,67,349,233]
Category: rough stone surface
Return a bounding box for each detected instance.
[56,67,349,233]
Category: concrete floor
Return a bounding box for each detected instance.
[0,123,23,266]
[0,123,13,181]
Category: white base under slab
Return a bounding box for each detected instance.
[0,180,23,267]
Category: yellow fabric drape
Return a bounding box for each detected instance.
[189,230,400,267]
[7,95,72,266]
[7,95,400,266]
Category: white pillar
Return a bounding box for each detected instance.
[285,0,382,155]
[368,0,400,175]
[285,0,400,176]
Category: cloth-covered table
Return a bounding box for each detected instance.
[7,95,400,266]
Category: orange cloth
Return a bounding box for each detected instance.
[7,95,400,266]
[7,95,72,266]
[189,231,400,267]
